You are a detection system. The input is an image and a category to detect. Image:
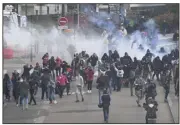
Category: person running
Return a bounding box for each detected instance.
[56,73,68,98]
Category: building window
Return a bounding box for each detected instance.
[47,6,49,14]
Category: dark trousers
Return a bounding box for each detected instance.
[111,76,116,90]
[41,87,48,100]
[129,78,135,96]
[66,83,70,95]
[56,67,61,76]
[116,77,121,91]
[58,85,65,98]
[103,106,109,121]
[152,71,160,81]
[165,89,169,99]
[29,89,36,104]
[13,89,20,104]
[87,81,93,90]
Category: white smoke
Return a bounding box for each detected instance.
[3,5,177,64]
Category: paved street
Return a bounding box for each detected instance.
[3,80,174,123]
[3,59,178,123]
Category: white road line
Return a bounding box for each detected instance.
[167,96,173,107]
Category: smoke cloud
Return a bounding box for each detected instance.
[3,4,176,64]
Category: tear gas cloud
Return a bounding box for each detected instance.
[3,4,176,63]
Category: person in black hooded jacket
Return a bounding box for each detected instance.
[89,53,98,69]
[111,50,120,62]
[49,56,56,79]
[22,64,33,80]
[101,53,109,63]
[152,56,163,81]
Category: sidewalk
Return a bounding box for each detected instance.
[167,84,179,123]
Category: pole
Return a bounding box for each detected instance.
[62,4,64,17]
[77,4,79,29]
[25,4,27,15]
[30,15,33,62]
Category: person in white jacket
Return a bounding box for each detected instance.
[113,64,124,91]
[75,74,84,102]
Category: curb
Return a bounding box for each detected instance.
[167,96,176,124]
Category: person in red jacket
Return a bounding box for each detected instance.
[56,73,68,98]
[56,57,62,77]
[86,66,94,93]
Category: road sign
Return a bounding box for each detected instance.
[58,17,68,26]
[58,25,68,30]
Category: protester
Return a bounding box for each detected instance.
[85,66,94,93]
[56,56,62,76]
[56,73,68,98]
[40,68,50,100]
[19,78,29,110]
[101,89,111,123]
[75,74,84,102]
[3,73,12,101]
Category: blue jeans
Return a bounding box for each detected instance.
[103,106,109,121]
[21,96,28,109]
[98,89,104,104]
[48,87,55,102]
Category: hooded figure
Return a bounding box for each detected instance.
[22,64,33,80]
[19,78,29,110]
[111,50,120,62]
[101,53,109,63]
[34,62,41,76]
[152,56,163,81]
[49,56,56,78]
[12,70,20,104]
[3,74,12,101]
[40,69,50,100]
[89,53,98,68]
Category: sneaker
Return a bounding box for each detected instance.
[89,90,92,93]
[87,90,90,93]
[16,104,19,107]
[54,100,57,104]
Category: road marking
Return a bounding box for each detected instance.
[37,111,40,115]
[34,116,46,123]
